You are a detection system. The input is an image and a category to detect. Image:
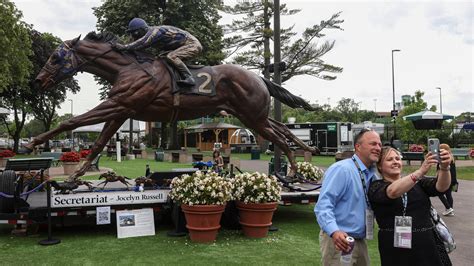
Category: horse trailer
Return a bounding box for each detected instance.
[285,122,353,155]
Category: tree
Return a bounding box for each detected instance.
[0,0,32,93]
[28,31,80,149]
[221,2,343,83]
[397,90,437,144]
[0,1,33,152]
[335,98,360,123]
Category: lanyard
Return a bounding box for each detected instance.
[352,157,371,207]
[401,193,408,216]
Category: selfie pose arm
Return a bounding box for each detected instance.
[435,149,451,192]
[386,152,437,199]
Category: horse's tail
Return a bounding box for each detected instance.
[261,77,316,111]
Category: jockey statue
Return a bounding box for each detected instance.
[112,18,202,86]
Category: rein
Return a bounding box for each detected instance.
[43,42,113,85]
[67,42,114,76]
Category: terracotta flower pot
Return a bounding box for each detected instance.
[181,204,226,243]
[62,162,79,175]
[0,157,12,168]
[236,201,278,238]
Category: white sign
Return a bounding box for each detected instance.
[340,125,348,142]
[51,190,169,208]
[96,206,111,225]
[116,208,155,238]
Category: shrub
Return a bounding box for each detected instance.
[60,152,81,162]
[294,162,324,181]
[409,144,424,152]
[0,150,15,158]
[169,171,233,206]
[80,149,92,158]
[232,172,281,204]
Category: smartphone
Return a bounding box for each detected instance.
[428,138,440,162]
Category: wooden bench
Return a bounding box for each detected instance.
[39,152,62,166]
[171,152,187,163]
[451,148,471,160]
[335,151,354,162]
[191,153,203,162]
[401,152,424,165]
[222,155,230,169]
[132,149,143,158]
[86,154,102,172]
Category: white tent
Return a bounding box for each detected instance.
[72,120,142,133]
[0,107,10,115]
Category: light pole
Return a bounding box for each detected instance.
[373,98,377,113]
[68,99,74,150]
[436,87,442,113]
[391,49,401,140]
[357,101,362,123]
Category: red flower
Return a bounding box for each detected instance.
[0,149,16,158]
[409,144,424,152]
[60,152,81,162]
[79,149,92,158]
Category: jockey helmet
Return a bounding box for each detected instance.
[127,18,148,33]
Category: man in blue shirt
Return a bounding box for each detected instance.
[315,129,382,265]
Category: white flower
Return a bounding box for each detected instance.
[232,172,281,204]
[169,171,232,205]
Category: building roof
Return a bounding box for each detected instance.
[185,122,241,130]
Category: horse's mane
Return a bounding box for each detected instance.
[84,31,119,43]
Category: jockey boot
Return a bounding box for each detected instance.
[174,61,196,86]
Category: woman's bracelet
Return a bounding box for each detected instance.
[439,166,451,171]
[409,174,419,183]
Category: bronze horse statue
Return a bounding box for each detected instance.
[98,171,133,189]
[28,32,316,180]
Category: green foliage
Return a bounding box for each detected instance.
[221,2,343,82]
[0,0,32,93]
[280,97,375,124]
[397,90,437,144]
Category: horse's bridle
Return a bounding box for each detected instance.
[41,40,113,85]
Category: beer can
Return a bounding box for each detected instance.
[341,236,355,255]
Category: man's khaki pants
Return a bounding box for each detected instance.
[319,231,370,266]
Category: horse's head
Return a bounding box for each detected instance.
[35,35,81,90]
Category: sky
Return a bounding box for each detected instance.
[11,0,473,119]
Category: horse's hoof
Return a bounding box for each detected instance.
[24,143,34,152]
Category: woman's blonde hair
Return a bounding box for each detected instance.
[376,146,402,173]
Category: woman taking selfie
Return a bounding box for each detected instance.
[368,146,452,266]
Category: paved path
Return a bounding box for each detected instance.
[47,165,111,179]
[432,179,473,266]
[240,159,474,265]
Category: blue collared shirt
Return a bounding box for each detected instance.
[314,155,377,239]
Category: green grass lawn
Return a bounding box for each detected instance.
[0,204,381,265]
[8,152,471,264]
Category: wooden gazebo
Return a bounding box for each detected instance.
[184,122,241,151]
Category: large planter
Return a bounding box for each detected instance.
[0,157,12,168]
[236,201,278,238]
[181,204,225,243]
[62,162,79,175]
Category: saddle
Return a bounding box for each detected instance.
[131,51,216,96]
[163,61,217,96]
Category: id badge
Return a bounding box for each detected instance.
[365,209,374,240]
[393,216,412,249]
